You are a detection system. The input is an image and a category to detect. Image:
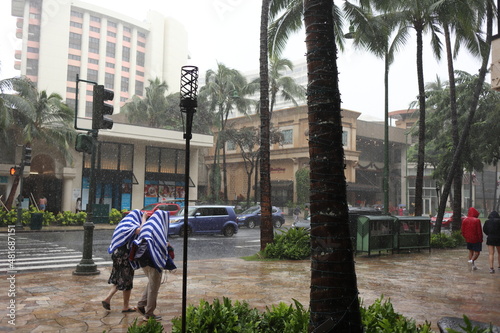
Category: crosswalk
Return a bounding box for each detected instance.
[0,234,112,273]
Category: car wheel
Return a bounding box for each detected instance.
[179,226,192,237]
[273,219,282,228]
[247,219,256,229]
[223,225,235,237]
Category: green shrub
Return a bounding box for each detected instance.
[263,228,310,260]
[171,297,261,333]
[109,208,122,224]
[361,296,433,333]
[127,317,164,333]
[431,231,465,248]
[259,299,309,333]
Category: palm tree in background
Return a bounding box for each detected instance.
[344,1,407,215]
[304,0,362,330]
[2,78,75,210]
[268,55,306,113]
[201,63,256,202]
[122,78,182,129]
[372,0,442,216]
[431,0,487,232]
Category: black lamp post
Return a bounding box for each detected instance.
[179,65,198,333]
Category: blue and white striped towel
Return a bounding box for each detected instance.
[108,209,142,254]
[131,210,175,272]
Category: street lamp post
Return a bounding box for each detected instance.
[179,65,198,333]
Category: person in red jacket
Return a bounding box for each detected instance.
[461,207,483,271]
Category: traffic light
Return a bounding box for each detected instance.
[23,146,32,166]
[10,166,20,176]
[92,84,114,130]
[75,133,93,154]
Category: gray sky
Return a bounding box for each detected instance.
[0,0,485,120]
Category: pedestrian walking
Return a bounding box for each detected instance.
[293,206,301,224]
[102,209,144,312]
[483,211,500,274]
[461,207,483,271]
[130,210,176,321]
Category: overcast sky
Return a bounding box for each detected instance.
[0,0,486,121]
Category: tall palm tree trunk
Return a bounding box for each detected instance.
[437,2,493,226]
[304,0,361,331]
[259,0,273,251]
[415,26,426,216]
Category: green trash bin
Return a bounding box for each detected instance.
[30,213,43,230]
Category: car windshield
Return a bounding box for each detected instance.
[176,206,198,217]
[142,204,156,211]
[241,206,260,214]
[444,213,453,218]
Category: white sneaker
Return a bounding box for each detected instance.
[490,268,495,274]
[468,260,473,271]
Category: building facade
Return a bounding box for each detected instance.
[1,0,207,215]
[207,105,409,212]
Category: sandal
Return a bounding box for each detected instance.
[102,301,111,310]
[122,307,137,313]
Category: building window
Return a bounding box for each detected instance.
[137,41,145,48]
[66,98,76,111]
[136,70,144,77]
[27,47,39,53]
[90,26,100,33]
[138,31,146,38]
[227,140,236,151]
[71,10,83,18]
[69,32,82,50]
[26,59,38,76]
[135,80,144,96]
[136,51,145,67]
[85,101,92,117]
[28,24,40,41]
[29,13,41,20]
[88,37,99,54]
[108,21,117,28]
[122,46,130,62]
[122,66,129,72]
[105,73,114,89]
[90,15,101,23]
[87,69,98,82]
[67,65,80,82]
[68,54,81,61]
[107,31,116,37]
[342,131,348,146]
[106,42,115,57]
[106,62,115,68]
[70,21,82,28]
[123,36,131,42]
[120,97,127,102]
[123,26,131,33]
[121,77,129,92]
[88,58,98,64]
[66,87,76,93]
[281,129,293,145]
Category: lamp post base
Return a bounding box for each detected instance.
[73,261,100,276]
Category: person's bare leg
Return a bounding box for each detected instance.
[488,245,494,270]
[122,289,132,311]
[496,246,500,268]
[102,285,117,309]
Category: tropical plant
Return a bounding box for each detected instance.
[259,0,274,251]
[268,55,305,114]
[201,63,257,202]
[263,227,310,260]
[304,0,362,330]
[2,78,75,210]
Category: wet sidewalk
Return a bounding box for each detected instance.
[1,248,499,332]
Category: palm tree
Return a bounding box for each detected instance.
[269,0,347,57]
[3,78,75,209]
[268,55,306,113]
[259,0,274,250]
[372,0,442,216]
[122,78,182,129]
[201,63,256,202]
[304,0,361,330]
[431,0,486,232]
[344,1,407,215]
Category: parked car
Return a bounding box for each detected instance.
[122,202,181,218]
[236,205,285,229]
[292,207,383,231]
[430,212,466,229]
[168,205,238,237]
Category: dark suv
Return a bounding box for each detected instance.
[168,205,238,237]
[236,205,285,229]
